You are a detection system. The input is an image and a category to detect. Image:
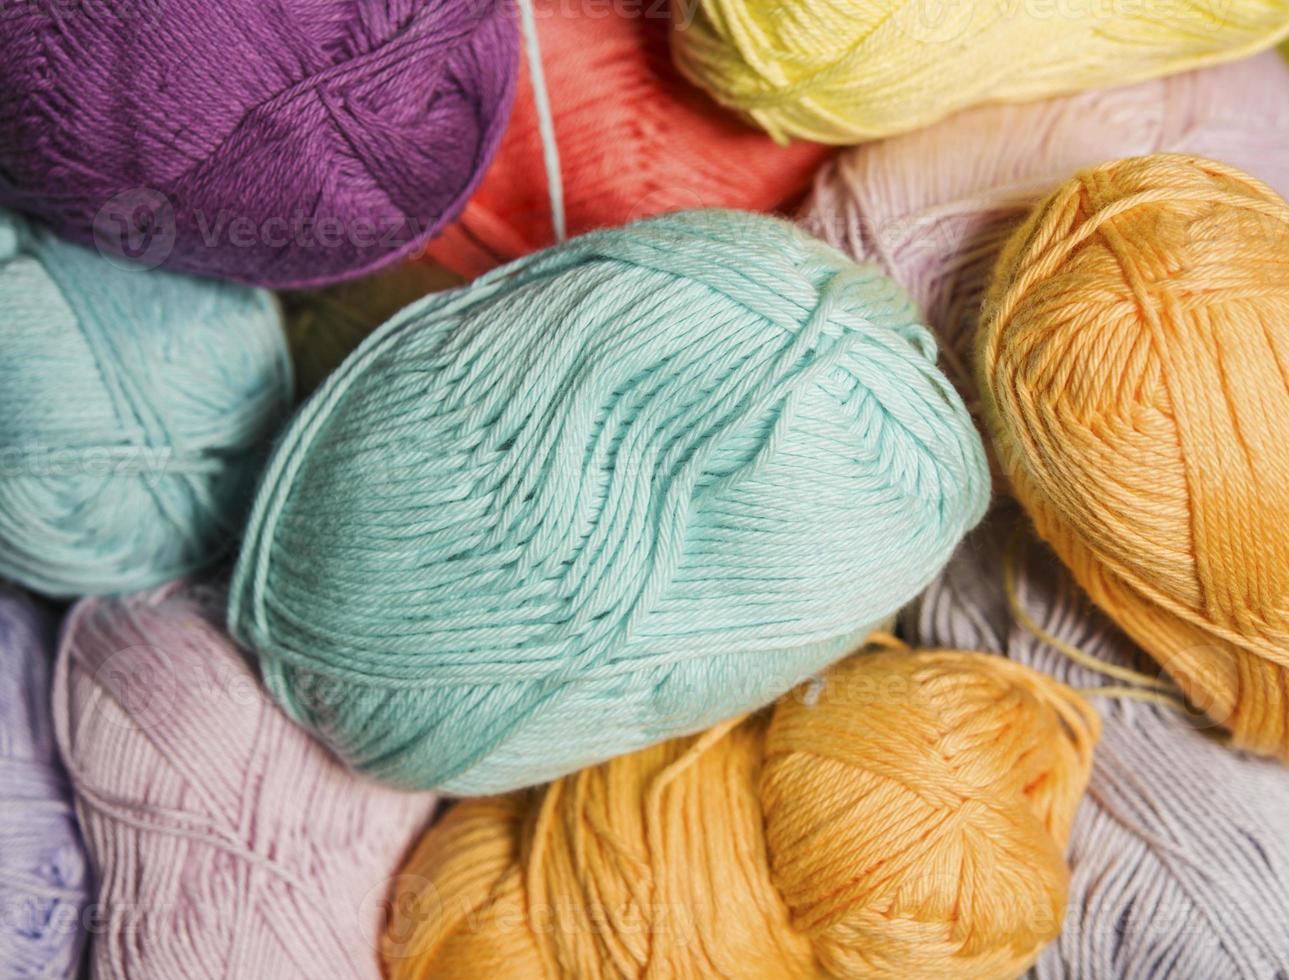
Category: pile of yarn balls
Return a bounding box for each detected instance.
[1,0,1288,976]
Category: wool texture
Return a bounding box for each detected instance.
[0,0,516,287]
[0,209,292,597]
[978,154,1289,759]
[669,0,1289,144]
[230,209,989,795]
[914,516,1289,979]
[423,0,829,278]
[52,583,437,980]
[383,639,1098,979]
[282,259,462,398]
[0,586,89,978]
[800,51,1289,418]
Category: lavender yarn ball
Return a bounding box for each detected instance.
[0,587,89,977]
[0,0,517,288]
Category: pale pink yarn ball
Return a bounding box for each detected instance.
[52,583,436,980]
[800,51,1289,412]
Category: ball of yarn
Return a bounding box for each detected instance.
[0,209,292,597]
[977,154,1289,758]
[423,0,829,278]
[383,640,1098,979]
[282,260,462,398]
[52,583,437,980]
[913,516,1289,978]
[0,0,516,287]
[0,586,89,977]
[230,209,989,795]
[800,51,1289,412]
[670,0,1289,144]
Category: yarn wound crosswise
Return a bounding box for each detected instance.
[914,515,1289,979]
[978,153,1289,759]
[0,586,89,977]
[0,0,518,287]
[53,583,437,980]
[0,209,293,597]
[383,639,1098,979]
[670,0,1289,143]
[424,0,829,277]
[231,209,989,795]
[799,51,1289,415]
[0,1,1287,977]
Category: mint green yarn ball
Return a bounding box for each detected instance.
[0,210,292,597]
[230,210,989,795]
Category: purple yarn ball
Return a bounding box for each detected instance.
[0,0,517,288]
[0,586,89,977]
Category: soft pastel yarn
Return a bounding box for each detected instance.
[52,583,437,980]
[0,209,292,597]
[282,260,462,398]
[978,154,1289,758]
[670,0,1289,144]
[0,586,89,977]
[424,0,828,278]
[383,640,1098,979]
[914,517,1289,978]
[231,209,989,795]
[0,0,516,287]
[800,51,1289,412]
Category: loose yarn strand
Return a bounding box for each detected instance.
[517,0,566,242]
[1004,526,1191,712]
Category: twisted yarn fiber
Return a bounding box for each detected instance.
[0,0,516,288]
[915,518,1289,979]
[231,209,989,795]
[384,642,1098,979]
[669,0,1289,144]
[978,154,1289,758]
[52,583,437,980]
[424,0,829,278]
[0,587,89,977]
[800,52,1289,416]
[0,210,292,597]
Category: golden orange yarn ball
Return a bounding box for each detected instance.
[383,639,1097,980]
[978,153,1289,759]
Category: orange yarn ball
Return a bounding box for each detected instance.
[979,153,1289,759]
[383,640,1097,980]
[423,2,829,277]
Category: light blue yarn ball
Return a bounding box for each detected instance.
[0,210,293,596]
[230,210,989,795]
